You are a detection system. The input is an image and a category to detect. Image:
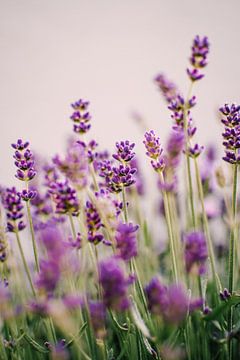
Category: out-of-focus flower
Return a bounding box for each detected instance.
[165,130,185,169]
[116,222,138,261]
[145,278,202,325]
[89,301,106,339]
[53,142,89,189]
[1,187,26,233]
[187,35,210,81]
[184,231,208,275]
[154,73,178,103]
[99,256,134,311]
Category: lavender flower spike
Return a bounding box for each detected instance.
[70,99,91,134]
[184,231,208,275]
[116,222,139,261]
[99,256,133,311]
[143,130,165,172]
[154,73,178,103]
[1,187,26,233]
[187,35,210,81]
[12,139,36,182]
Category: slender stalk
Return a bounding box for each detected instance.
[122,187,128,223]
[25,198,39,272]
[15,230,36,297]
[159,172,178,283]
[90,162,99,192]
[194,158,221,292]
[69,213,77,239]
[228,164,238,360]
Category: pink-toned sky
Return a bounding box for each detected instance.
[1,0,240,185]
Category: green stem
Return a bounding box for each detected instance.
[69,213,77,239]
[159,172,178,283]
[90,163,99,192]
[228,164,238,360]
[26,199,39,272]
[194,158,221,292]
[186,156,196,228]
[15,230,36,297]
[122,187,128,223]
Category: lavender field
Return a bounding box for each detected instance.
[1,31,240,360]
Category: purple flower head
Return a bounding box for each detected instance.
[89,301,106,339]
[1,187,26,233]
[154,73,178,103]
[185,143,204,158]
[112,141,135,163]
[166,130,185,168]
[145,278,190,325]
[49,180,79,216]
[43,163,59,187]
[36,259,60,295]
[11,139,36,182]
[116,222,139,261]
[184,231,208,275]
[69,232,82,250]
[187,35,210,81]
[220,103,240,164]
[99,160,136,193]
[19,189,37,202]
[70,99,91,134]
[0,220,8,263]
[145,277,168,316]
[53,142,89,189]
[168,95,196,131]
[99,256,133,311]
[144,130,166,172]
[77,139,99,163]
[85,200,104,244]
[39,224,66,260]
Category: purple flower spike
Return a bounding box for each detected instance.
[70,99,91,135]
[185,143,204,158]
[99,256,133,311]
[116,222,139,261]
[89,301,106,339]
[1,187,26,233]
[143,130,165,172]
[187,35,210,82]
[49,180,79,216]
[113,141,135,163]
[85,200,104,244]
[154,73,178,103]
[12,139,36,182]
[220,103,240,164]
[184,231,208,275]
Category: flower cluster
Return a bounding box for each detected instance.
[219,103,240,164]
[12,139,36,182]
[187,35,210,81]
[154,73,178,103]
[143,130,165,172]
[85,200,104,244]
[98,140,137,193]
[1,187,26,232]
[53,142,89,189]
[70,99,91,134]
[168,95,196,131]
[99,256,133,311]
[115,222,138,261]
[184,231,208,275]
[49,180,79,216]
[89,301,106,339]
[145,278,202,325]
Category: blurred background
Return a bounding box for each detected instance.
[1,0,240,186]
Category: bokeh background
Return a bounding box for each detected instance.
[1,0,240,186]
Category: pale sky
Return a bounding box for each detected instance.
[1,0,240,186]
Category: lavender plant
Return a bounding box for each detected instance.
[0,35,239,360]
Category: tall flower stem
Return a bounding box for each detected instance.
[194,158,221,292]
[26,199,39,273]
[69,213,77,239]
[183,82,196,229]
[228,164,238,359]
[159,172,178,283]
[122,187,128,223]
[15,230,36,297]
